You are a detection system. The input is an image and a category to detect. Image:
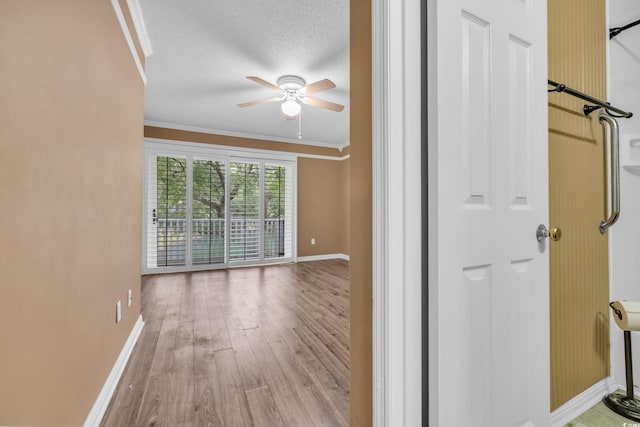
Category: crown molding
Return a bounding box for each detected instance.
[125,0,153,58]
[110,0,146,84]
[338,141,351,151]
[145,137,297,160]
[297,153,350,161]
[144,120,348,150]
[144,137,348,162]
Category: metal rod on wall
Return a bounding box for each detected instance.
[548,79,633,119]
[610,18,640,39]
[599,111,621,235]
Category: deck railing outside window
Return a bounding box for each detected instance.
[157,218,285,265]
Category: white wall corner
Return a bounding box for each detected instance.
[83,315,144,427]
[125,0,153,58]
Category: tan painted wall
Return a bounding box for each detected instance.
[297,157,350,257]
[350,0,372,424]
[0,2,144,426]
[548,0,609,410]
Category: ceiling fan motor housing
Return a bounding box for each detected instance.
[277,75,306,91]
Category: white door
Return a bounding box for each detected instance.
[429,0,549,425]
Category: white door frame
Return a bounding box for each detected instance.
[372,0,423,425]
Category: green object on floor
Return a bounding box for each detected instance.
[567,396,636,426]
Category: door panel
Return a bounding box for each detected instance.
[432,0,549,425]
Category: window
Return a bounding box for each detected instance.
[229,161,261,261]
[143,141,296,273]
[191,159,226,265]
[264,164,293,259]
[146,155,188,268]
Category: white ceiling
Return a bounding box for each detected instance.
[139,0,350,149]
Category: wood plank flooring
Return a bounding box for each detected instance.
[101,260,349,427]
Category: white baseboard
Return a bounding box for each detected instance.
[550,376,618,427]
[297,253,350,262]
[83,315,145,427]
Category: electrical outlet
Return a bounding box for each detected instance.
[116,301,122,323]
[311,238,316,245]
[127,289,132,308]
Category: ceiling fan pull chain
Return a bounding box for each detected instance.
[298,112,303,139]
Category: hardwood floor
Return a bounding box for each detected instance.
[101,260,349,427]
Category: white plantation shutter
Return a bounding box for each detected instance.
[229,161,261,261]
[154,155,187,267]
[145,154,188,269]
[145,154,158,269]
[192,159,226,265]
[264,163,294,259]
[284,163,293,258]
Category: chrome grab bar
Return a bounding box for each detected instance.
[599,111,620,234]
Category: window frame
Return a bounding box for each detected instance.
[142,138,297,274]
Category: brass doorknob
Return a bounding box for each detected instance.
[549,227,562,241]
[537,224,562,242]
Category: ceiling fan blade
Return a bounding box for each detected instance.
[300,79,336,95]
[302,97,345,112]
[237,97,281,108]
[285,115,297,121]
[246,76,283,93]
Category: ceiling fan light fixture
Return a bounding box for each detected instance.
[281,98,301,116]
[240,75,344,123]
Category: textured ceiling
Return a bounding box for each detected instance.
[139,0,350,148]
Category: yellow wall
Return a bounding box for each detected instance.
[548,0,610,410]
[0,1,144,425]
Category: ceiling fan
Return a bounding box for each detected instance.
[238,75,345,120]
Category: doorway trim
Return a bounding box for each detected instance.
[372,0,423,425]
